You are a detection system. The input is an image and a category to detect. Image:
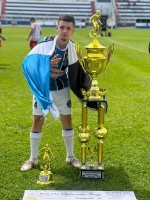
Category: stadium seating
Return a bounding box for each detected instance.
[3,0,93,27]
[116,0,150,27]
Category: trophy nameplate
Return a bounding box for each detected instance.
[37,170,54,185]
[79,163,104,179]
[39,174,49,182]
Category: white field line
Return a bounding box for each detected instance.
[107,38,148,54]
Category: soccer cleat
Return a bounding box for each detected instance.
[21,159,38,171]
[66,156,80,168]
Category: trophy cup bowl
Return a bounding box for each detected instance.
[83,46,106,77]
[81,38,114,101]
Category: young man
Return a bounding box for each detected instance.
[21,15,91,171]
[27,17,42,49]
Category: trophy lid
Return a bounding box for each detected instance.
[85,38,106,50]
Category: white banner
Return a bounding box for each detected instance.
[23,190,137,200]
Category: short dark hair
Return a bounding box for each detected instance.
[30,17,35,22]
[58,15,75,26]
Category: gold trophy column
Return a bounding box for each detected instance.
[95,103,107,170]
[78,102,90,169]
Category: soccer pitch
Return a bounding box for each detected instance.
[0,27,150,200]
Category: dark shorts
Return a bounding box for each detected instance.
[30,40,38,49]
[102,27,106,32]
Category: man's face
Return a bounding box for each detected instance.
[57,20,75,42]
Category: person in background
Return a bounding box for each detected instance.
[27,17,42,49]
[21,15,92,171]
[0,20,6,41]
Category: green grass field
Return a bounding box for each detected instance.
[0,26,150,200]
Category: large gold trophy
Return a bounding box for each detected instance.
[77,10,114,179]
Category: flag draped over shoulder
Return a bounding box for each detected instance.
[22,36,82,120]
[22,36,59,119]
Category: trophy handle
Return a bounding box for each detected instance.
[75,42,86,72]
[105,43,115,69]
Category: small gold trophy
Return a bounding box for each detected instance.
[37,144,54,184]
[77,10,114,179]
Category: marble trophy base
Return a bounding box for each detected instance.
[79,162,105,179]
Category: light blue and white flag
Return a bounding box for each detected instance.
[22,36,60,120]
[22,36,79,120]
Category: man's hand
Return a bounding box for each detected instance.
[51,54,61,67]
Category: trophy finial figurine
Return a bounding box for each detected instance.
[89,10,102,37]
[37,144,54,184]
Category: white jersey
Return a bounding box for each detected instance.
[30,22,41,41]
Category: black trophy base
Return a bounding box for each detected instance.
[79,162,105,179]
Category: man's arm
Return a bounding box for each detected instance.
[26,29,33,41]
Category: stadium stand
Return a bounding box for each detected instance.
[116,0,150,27]
[1,0,93,27]
[1,0,150,27]
[1,0,117,28]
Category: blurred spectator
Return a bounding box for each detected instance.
[27,17,42,49]
[0,20,6,41]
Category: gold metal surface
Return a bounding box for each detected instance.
[81,37,114,101]
[89,10,102,37]
[81,143,86,169]
[37,144,54,184]
[88,147,97,168]
[78,10,114,177]
[97,140,103,169]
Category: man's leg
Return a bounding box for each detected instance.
[30,115,44,159]
[61,114,80,168]
[51,88,80,168]
[21,115,44,171]
[61,114,73,157]
[21,96,44,171]
[0,35,6,40]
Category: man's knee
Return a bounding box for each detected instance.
[34,115,44,124]
[32,115,44,132]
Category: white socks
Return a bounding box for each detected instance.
[30,131,42,160]
[30,130,74,160]
[62,129,74,158]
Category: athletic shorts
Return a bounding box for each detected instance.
[33,87,72,116]
[30,40,38,49]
